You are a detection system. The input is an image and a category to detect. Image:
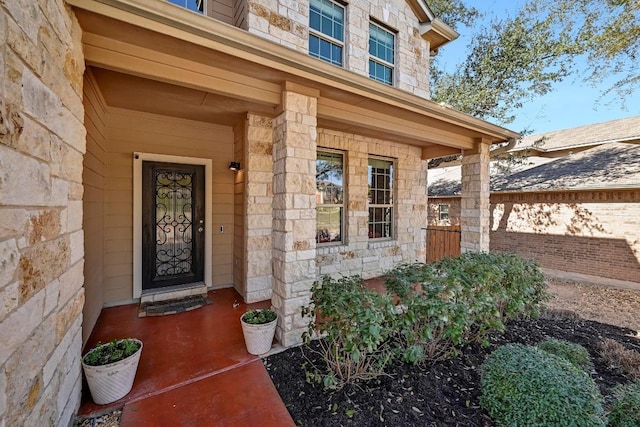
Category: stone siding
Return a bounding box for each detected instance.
[315,129,428,278]
[427,190,640,286]
[244,0,431,99]
[0,0,85,425]
[460,144,491,252]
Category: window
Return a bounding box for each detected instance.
[438,204,450,221]
[368,157,394,239]
[309,0,345,66]
[168,0,204,13]
[316,151,344,244]
[368,22,395,85]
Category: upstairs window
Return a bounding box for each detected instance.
[168,0,204,13]
[316,151,344,245]
[309,0,345,66]
[368,157,394,239]
[369,22,395,85]
[438,204,450,221]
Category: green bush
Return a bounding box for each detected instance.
[538,338,593,372]
[607,380,640,427]
[301,275,397,389]
[385,253,549,363]
[481,344,607,427]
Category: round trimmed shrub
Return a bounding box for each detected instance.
[607,380,640,427]
[481,344,606,426]
[538,338,593,372]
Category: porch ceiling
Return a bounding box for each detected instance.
[71,0,520,158]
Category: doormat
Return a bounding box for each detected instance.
[138,295,211,317]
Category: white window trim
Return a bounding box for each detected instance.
[438,204,450,221]
[368,21,396,85]
[132,152,213,299]
[309,0,346,66]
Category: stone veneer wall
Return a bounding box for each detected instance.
[315,129,428,279]
[460,144,491,252]
[0,0,86,425]
[244,0,431,99]
[242,114,274,303]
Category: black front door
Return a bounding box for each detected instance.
[142,161,205,291]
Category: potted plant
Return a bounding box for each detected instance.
[240,309,277,355]
[81,338,143,405]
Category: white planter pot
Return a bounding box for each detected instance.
[82,339,143,405]
[241,313,277,355]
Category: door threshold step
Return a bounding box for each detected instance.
[138,295,211,317]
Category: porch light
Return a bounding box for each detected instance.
[228,161,241,171]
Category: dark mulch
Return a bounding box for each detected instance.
[266,315,640,427]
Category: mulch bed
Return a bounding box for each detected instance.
[266,314,640,426]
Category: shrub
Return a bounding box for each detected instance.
[301,275,397,389]
[598,338,640,379]
[385,253,549,363]
[538,338,593,372]
[607,380,640,427]
[481,344,607,427]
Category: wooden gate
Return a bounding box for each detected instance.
[425,226,461,263]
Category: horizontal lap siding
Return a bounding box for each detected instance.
[83,73,108,342]
[104,109,234,303]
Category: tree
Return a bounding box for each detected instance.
[428,0,639,127]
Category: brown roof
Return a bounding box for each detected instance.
[519,116,640,152]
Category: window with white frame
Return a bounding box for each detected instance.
[316,151,344,244]
[309,0,345,66]
[438,204,450,221]
[168,0,204,13]
[368,157,394,239]
[368,22,395,85]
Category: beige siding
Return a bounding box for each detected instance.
[208,0,235,25]
[104,108,235,303]
[233,119,246,296]
[83,72,108,343]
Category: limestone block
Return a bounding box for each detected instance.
[4,314,56,416]
[13,116,49,161]
[55,339,81,418]
[7,18,42,77]
[0,289,44,366]
[57,261,82,308]
[55,289,83,344]
[0,239,19,289]
[27,209,61,245]
[0,143,57,208]
[0,281,20,321]
[21,69,85,153]
[43,279,59,318]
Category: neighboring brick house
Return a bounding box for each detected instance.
[0,1,520,424]
[428,117,640,288]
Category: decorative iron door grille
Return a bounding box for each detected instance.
[142,161,205,290]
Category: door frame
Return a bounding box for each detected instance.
[133,152,212,299]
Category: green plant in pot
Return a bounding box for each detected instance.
[82,338,143,405]
[240,309,277,355]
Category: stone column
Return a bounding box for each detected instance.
[243,114,274,303]
[460,141,491,253]
[271,83,318,347]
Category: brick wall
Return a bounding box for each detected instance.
[428,190,640,286]
[0,0,86,424]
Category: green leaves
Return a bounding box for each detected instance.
[430,0,639,126]
[83,339,141,366]
[242,309,277,324]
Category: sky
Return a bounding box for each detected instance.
[435,0,640,135]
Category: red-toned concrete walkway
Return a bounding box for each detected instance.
[78,288,295,426]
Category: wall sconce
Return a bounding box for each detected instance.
[228,161,241,171]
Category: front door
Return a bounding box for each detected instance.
[142,161,205,291]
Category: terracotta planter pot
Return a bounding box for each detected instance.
[241,312,277,355]
[82,339,143,405]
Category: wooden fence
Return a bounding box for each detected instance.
[425,226,461,263]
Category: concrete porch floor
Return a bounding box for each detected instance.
[78,288,295,426]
